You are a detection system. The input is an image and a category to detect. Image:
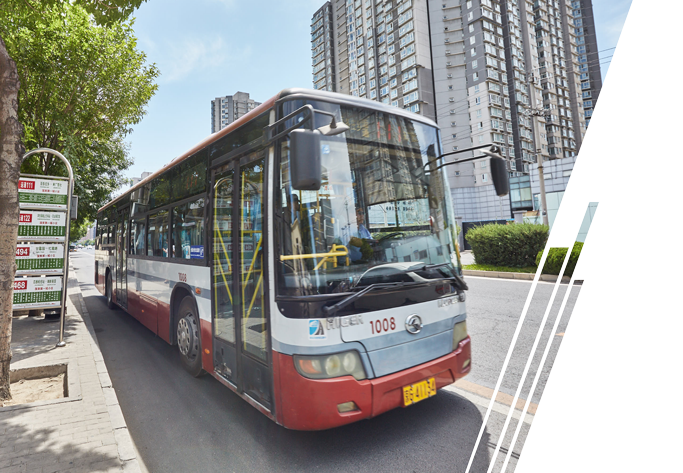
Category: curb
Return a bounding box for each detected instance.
[69,272,143,473]
[463,269,582,285]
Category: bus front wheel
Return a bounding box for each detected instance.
[177,296,204,377]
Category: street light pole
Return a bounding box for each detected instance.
[525,106,550,226]
[536,150,549,226]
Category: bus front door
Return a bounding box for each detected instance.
[211,150,271,411]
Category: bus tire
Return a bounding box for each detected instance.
[106,272,116,310]
[177,296,204,377]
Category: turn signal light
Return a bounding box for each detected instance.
[337,401,358,413]
[297,358,323,376]
[294,351,367,380]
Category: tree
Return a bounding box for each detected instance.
[0,0,148,401]
[10,5,158,231]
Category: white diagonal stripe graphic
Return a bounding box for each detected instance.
[500,273,577,473]
[486,246,574,473]
[463,245,554,473]
[500,204,596,472]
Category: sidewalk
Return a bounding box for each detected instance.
[0,268,142,472]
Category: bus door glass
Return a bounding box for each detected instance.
[212,166,237,384]
[116,208,128,308]
[211,149,271,409]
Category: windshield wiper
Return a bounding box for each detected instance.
[322,282,408,317]
[409,262,469,291]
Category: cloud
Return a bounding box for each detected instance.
[157,36,251,83]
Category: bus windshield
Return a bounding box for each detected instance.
[277,104,461,298]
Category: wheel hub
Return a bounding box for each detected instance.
[177,315,198,358]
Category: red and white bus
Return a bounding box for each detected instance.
[95,88,474,430]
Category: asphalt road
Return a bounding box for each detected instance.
[71,249,578,472]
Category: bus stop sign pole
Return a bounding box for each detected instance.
[20,148,74,348]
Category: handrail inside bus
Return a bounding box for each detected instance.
[280,244,350,270]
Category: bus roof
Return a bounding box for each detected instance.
[99,88,438,213]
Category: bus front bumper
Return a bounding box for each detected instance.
[274,336,471,431]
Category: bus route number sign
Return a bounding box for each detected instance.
[18,177,68,210]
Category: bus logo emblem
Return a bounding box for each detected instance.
[308,320,326,340]
[405,315,422,334]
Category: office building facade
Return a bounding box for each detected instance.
[311,0,598,222]
[211,92,262,133]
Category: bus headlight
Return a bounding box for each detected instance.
[453,321,468,349]
[294,351,367,381]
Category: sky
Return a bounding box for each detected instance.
[123,0,633,182]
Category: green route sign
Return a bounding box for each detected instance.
[18,210,66,240]
[12,276,63,309]
[18,177,68,210]
[15,243,64,275]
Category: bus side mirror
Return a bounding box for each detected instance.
[290,128,322,191]
[490,157,509,197]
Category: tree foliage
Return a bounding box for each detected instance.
[1,3,158,228]
[1,1,147,26]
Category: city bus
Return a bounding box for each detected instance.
[95,88,495,430]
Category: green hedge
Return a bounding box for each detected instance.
[465,223,549,267]
[536,242,583,277]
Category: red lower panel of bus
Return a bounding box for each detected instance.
[200,319,214,374]
[274,337,471,431]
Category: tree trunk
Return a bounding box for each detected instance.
[0,34,25,401]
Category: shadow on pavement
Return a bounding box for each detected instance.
[0,417,120,471]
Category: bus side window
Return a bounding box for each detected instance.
[131,218,146,255]
[148,211,169,257]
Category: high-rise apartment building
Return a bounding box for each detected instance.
[568,0,602,127]
[312,3,337,92]
[211,92,262,133]
[311,0,598,222]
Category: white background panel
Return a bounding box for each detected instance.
[517,0,682,471]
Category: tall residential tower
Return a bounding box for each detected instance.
[311,0,599,223]
[211,92,262,133]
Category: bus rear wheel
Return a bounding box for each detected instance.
[177,296,204,377]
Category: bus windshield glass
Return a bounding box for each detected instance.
[277,104,461,298]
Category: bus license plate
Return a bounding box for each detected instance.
[402,377,436,407]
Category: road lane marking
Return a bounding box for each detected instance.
[453,379,538,415]
[442,383,534,425]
